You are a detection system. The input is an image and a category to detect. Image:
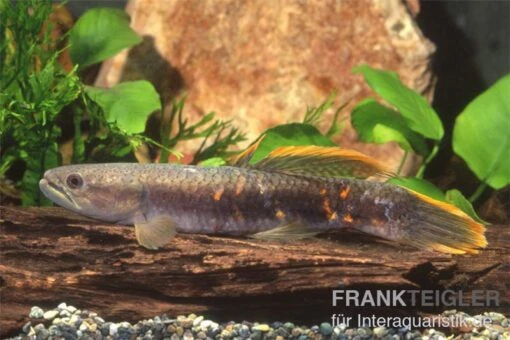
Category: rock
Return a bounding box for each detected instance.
[109,323,119,336]
[319,322,333,336]
[192,315,204,327]
[183,329,194,340]
[43,310,59,320]
[292,327,303,337]
[29,306,44,319]
[59,309,71,318]
[251,330,263,340]
[177,315,194,328]
[373,326,387,337]
[66,305,77,314]
[239,324,250,338]
[253,324,271,332]
[95,0,436,174]
[283,322,295,330]
[22,321,31,334]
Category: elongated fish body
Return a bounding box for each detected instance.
[39,146,487,254]
[69,164,406,235]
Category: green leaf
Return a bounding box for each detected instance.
[445,189,487,224]
[85,81,161,134]
[351,98,429,156]
[388,177,445,202]
[353,64,444,140]
[198,157,227,167]
[452,74,510,189]
[69,8,142,67]
[249,123,336,164]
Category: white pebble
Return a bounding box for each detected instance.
[66,305,77,313]
[79,321,90,332]
[29,306,44,319]
[94,316,105,324]
[120,321,132,328]
[183,329,194,340]
[57,302,67,310]
[193,316,204,327]
[43,310,59,320]
[109,323,119,336]
[200,320,218,331]
[69,314,80,325]
[59,310,71,317]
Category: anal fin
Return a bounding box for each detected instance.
[250,221,318,241]
[135,215,177,249]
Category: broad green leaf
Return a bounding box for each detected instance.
[453,74,510,189]
[388,177,445,202]
[249,123,336,164]
[85,81,161,134]
[69,8,142,67]
[352,98,429,156]
[353,64,444,140]
[445,189,487,224]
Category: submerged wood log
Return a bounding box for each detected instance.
[1,206,508,336]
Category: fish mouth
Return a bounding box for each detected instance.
[39,175,78,209]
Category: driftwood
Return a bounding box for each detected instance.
[1,206,509,337]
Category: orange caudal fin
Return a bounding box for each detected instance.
[402,190,487,254]
[249,145,394,179]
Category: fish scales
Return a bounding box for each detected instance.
[41,163,407,235]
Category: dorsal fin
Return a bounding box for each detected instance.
[251,145,394,179]
[230,136,265,167]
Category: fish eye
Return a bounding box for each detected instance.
[66,174,83,189]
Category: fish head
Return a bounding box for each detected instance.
[39,164,145,223]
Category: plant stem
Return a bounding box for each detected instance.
[396,150,408,176]
[416,143,439,178]
[469,182,488,203]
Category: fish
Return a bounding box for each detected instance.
[39,145,487,254]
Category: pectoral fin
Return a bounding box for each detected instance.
[250,221,318,241]
[135,215,177,249]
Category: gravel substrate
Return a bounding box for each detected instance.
[6,303,509,340]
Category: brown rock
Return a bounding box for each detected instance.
[95,0,436,174]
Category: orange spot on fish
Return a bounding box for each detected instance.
[322,198,335,220]
[343,213,353,223]
[319,188,327,196]
[275,209,286,220]
[339,186,351,200]
[235,176,246,196]
[329,211,338,221]
[213,188,224,201]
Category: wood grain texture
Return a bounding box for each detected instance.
[1,206,508,337]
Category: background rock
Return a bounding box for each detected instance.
[95,0,436,174]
